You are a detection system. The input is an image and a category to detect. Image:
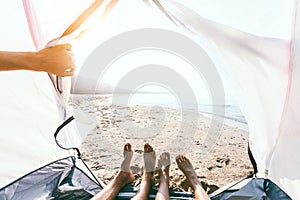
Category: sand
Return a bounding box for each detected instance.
[71,95,253,194]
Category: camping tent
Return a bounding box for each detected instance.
[0,0,299,199]
[0,1,105,199]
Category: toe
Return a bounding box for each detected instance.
[124,143,131,151]
[144,143,153,152]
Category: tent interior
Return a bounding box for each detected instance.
[0,0,299,199]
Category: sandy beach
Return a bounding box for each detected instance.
[72,95,252,194]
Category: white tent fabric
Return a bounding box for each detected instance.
[0,0,299,199]
[145,0,299,199]
[0,1,98,189]
[0,1,68,188]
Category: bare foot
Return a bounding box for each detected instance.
[131,143,156,200]
[176,155,200,189]
[116,143,134,186]
[91,143,134,200]
[121,143,134,173]
[158,152,170,178]
[155,152,171,200]
[143,143,156,173]
[176,155,210,200]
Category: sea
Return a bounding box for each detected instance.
[106,92,249,131]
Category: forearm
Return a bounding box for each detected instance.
[0,51,38,72]
[0,44,74,76]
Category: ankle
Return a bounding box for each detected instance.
[192,181,203,192]
[116,171,134,181]
[160,170,169,179]
[143,171,153,178]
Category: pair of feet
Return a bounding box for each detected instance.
[121,143,200,199]
[92,143,209,200]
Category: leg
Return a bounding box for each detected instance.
[92,143,134,200]
[176,155,210,200]
[131,143,156,200]
[155,152,171,200]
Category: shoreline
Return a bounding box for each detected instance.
[71,93,248,131]
[71,94,252,194]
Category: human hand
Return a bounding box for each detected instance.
[35,44,75,77]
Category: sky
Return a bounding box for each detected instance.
[0,0,294,105]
